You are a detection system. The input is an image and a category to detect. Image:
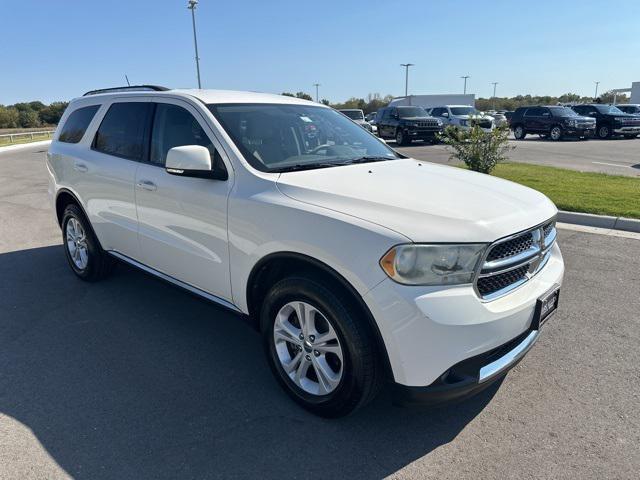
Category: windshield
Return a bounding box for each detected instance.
[450,106,477,116]
[595,105,624,114]
[397,106,428,118]
[550,107,579,117]
[208,104,399,172]
[340,110,364,120]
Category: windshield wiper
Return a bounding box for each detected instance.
[336,156,394,165]
[271,163,339,173]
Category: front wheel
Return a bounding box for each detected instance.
[261,276,382,417]
[549,126,563,141]
[513,125,526,139]
[597,125,611,139]
[396,129,409,145]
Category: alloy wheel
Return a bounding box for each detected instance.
[273,301,344,396]
[66,217,89,270]
[550,127,562,141]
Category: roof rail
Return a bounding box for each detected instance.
[83,85,170,96]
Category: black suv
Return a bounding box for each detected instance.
[509,106,596,141]
[571,104,640,139]
[375,106,443,145]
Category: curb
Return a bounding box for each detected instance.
[0,140,51,154]
[558,210,640,234]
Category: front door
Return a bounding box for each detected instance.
[134,99,233,301]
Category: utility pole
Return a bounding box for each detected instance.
[594,81,600,100]
[461,75,470,94]
[313,83,321,102]
[187,0,202,89]
[400,64,414,97]
[491,82,498,110]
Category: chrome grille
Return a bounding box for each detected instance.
[475,220,557,300]
[416,120,439,128]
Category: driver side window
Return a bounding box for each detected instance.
[150,103,224,172]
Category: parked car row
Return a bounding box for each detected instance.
[509,104,640,141]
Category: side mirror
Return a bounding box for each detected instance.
[441,112,449,117]
[166,145,227,180]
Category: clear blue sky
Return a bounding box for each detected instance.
[2,0,639,104]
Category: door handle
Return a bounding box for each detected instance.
[136,180,157,191]
[73,162,88,173]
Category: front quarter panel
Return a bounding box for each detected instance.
[227,176,409,313]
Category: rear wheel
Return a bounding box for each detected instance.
[261,276,382,417]
[513,125,526,139]
[549,126,563,141]
[62,204,115,281]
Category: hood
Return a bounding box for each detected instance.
[276,159,557,243]
[456,114,493,121]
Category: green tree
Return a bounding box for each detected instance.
[18,109,41,128]
[281,92,295,97]
[0,106,20,128]
[39,101,68,125]
[320,99,330,105]
[295,92,313,101]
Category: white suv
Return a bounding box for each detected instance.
[430,105,495,131]
[47,86,564,417]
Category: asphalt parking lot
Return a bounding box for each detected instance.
[394,135,640,177]
[1,144,639,479]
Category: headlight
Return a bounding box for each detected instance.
[615,117,625,123]
[380,244,486,286]
[565,119,578,127]
[460,119,469,127]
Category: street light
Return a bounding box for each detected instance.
[461,75,470,94]
[313,83,321,102]
[400,64,414,97]
[491,82,498,110]
[187,0,202,89]
[594,81,600,100]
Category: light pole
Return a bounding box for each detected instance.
[491,82,498,110]
[400,63,414,97]
[187,0,202,89]
[594,81,600,100]
[461,75,470,94]
[313,83,321,102]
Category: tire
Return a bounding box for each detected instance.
[260,276,383,418]
[396,129,409,145]
[513,124,526,140]
[62,204,115,281]
[549,126,563,141]
[597,125,611,139]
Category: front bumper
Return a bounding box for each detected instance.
[394,328,539,406]
[565,127,595,137]
[406,128,443,139]
[364,243,564,391]
[614,126,640,134]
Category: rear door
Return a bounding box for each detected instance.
[134,98,233,301]
[81,98,153,258]
[523,107,543,132]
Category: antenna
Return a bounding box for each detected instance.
[125,75,131,86]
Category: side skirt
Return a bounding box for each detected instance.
[107,251,243,314]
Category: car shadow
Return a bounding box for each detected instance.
[0,245,498,480]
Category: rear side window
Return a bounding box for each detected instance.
[150,104,214,166]
[58,105,100,143]
[525,107,543,116]
[93,102,152,160]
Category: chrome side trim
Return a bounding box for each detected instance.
[108,251,242,313]
[479,330,539,383]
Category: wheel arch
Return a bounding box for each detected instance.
[55,188,84,227]
[246,251,393,381]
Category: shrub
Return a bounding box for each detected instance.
[441,124,514,174]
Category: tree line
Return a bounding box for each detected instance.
[0,101,69,129]
[2,89,629,130]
